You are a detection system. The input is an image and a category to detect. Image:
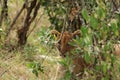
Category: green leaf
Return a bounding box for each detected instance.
[102,77,109,80]
[81,26,89,36]
[84,52,90,63]
[111,54,116,64]
[97,7,105,19]
[102,62,107,74]
[90,16,98,29]
[26,62,44,77]
[82,9,89,21]
[95,65,101,71]
[64,71,71,80]
[100,23,108,40]
[26,62,35,68]
[59,56,72,67]
[84,35,92,45]
[111,23,119,36]
[32,69,38,77]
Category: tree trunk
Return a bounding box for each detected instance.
[0,0,8,26]
[17,0,41,46]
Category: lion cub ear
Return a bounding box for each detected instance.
[51,30,60,37]
[72,30,81,37]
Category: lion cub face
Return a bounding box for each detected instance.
[51,30,80,57]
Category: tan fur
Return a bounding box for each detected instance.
[51,30,120,77]
[51,30,78,56]
[51,30,89,77]
[113,44,120,57]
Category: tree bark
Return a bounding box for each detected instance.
[0,0,8,26]
[17,0,41,46]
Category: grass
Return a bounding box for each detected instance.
[0,43,61,80]
[0,0,60,80]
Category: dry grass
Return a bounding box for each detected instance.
[0,46,61,80]
[0,0,59,80]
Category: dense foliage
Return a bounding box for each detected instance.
[40,0,120,79]
[0,0,120,80]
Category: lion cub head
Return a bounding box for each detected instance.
[51,30,80,57]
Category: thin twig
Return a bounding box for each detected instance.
[27,10,45,37]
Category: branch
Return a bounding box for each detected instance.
[6,1,26,37]
[29,1,41,23]
[27,11,45,37]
